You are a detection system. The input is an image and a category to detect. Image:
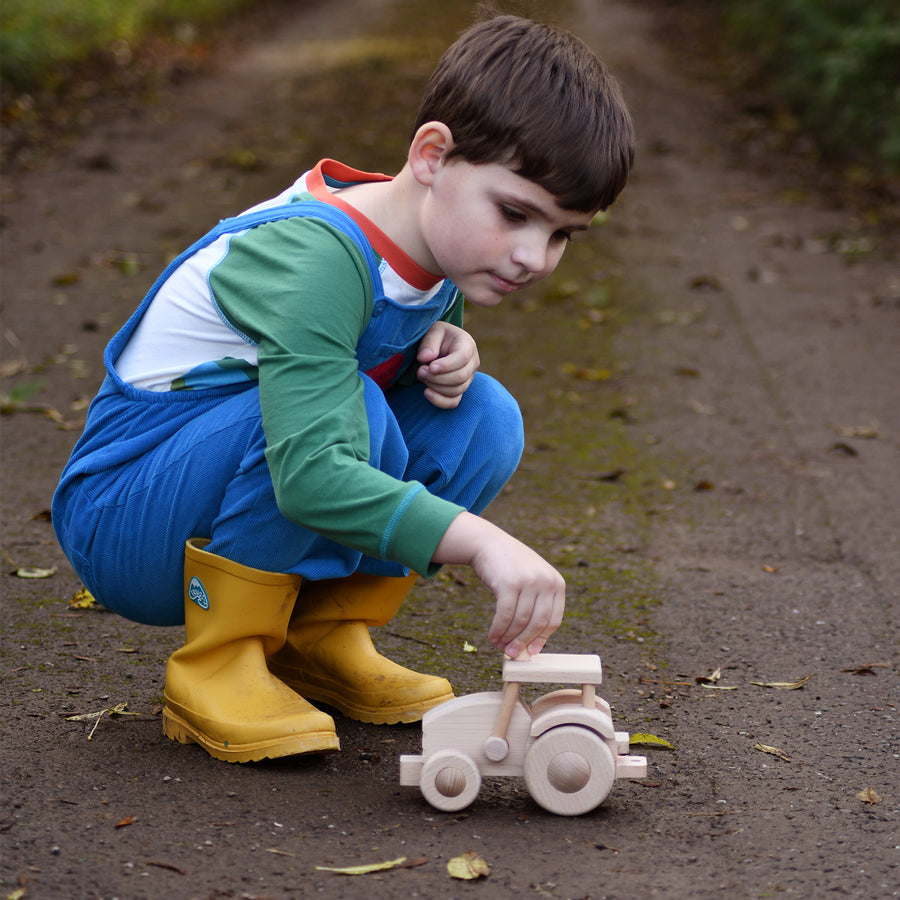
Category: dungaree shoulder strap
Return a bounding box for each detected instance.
[105,200,384,372]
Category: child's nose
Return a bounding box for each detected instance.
[511,234,551,274]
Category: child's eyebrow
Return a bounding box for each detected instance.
[502,194,592,231]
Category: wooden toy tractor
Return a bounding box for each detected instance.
[400,653,647,816]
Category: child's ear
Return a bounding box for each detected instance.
[408,122,455,186]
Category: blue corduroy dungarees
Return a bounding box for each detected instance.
[52,202,524,625]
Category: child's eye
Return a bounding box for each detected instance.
[553,229,575,243]
[499,205,527,224]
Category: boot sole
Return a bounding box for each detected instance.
[162,707,340,762]
[279,681,455,725]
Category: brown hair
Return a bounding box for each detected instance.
[412,14,635,212]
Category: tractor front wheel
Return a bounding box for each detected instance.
[524,725,616,815]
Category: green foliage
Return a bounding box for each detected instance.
[0,0,252,91]
[721,0,900,169]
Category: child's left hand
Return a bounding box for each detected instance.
[416,322,480,409]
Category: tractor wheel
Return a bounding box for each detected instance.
[420,749,482,812]
[524,725,616,815]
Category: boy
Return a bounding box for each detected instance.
[52,13,634,762]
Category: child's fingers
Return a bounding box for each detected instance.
[417,323,480,375]
[526,598,565,654]
[418,362,473,388]
[489,589,537,647]
[417,359,478,408]
[416,330,443,364]
[423,388,463,409]
[488,585,564,658]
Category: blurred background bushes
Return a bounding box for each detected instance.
[0,0,253,91]
[2,0,898,173]
[698,0,900,172]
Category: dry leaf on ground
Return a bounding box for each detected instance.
[68,587,99,609]
[695,667,723,685]
[829,421,880,439]
[316,856,408,875]
[750,674,814,690]
[754,742,791,761]
[561,362,612,381]
[66,701,140,739]
[630,733,674,750]
[856,787,882,804]
[840,663,890,675]
[447,851,491,880]
[14,566,57,579]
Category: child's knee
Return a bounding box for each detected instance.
[467,373,524,470]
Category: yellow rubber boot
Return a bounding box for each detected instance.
[162,538,340,762]
[268,572,454,724]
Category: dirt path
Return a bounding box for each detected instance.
[2,1,897,898]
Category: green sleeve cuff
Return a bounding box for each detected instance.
[384,488,464,577]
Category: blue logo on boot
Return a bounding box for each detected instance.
[188,576,210,610]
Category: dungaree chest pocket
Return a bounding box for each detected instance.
[355,281,459,387]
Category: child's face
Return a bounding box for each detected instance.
[420,159,595,307]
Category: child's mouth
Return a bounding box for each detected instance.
[490,273,525,293]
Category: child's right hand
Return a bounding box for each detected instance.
[415,321,480,409]
[432,512,565,658]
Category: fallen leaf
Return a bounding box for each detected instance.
[754,742,790,761]
[829,441,859,456]
[856,787,882,804]
[689,399,717,416]
[630,733,674,750]
[829,421,880,439]
[561,362,613,382]
[68,587,99,609]
[146,861,187,875]
[591,467,626,483]
[40,406,81,429]
[840,662,890,674]
[0,357,26,378]
[66,701,134,722]
[462,641,477,653]
[115,815,136,828]
[212,148,264,172]
[14,566,57,579]
[750,674,813,690]
[762,565,779,573]
[701,684,737,690]
[447,851,491,880]
[66,701,140,739]
[695,667,722,685]
[688,274,723,291]
[0,380,44,414]
[316,856,408,875]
